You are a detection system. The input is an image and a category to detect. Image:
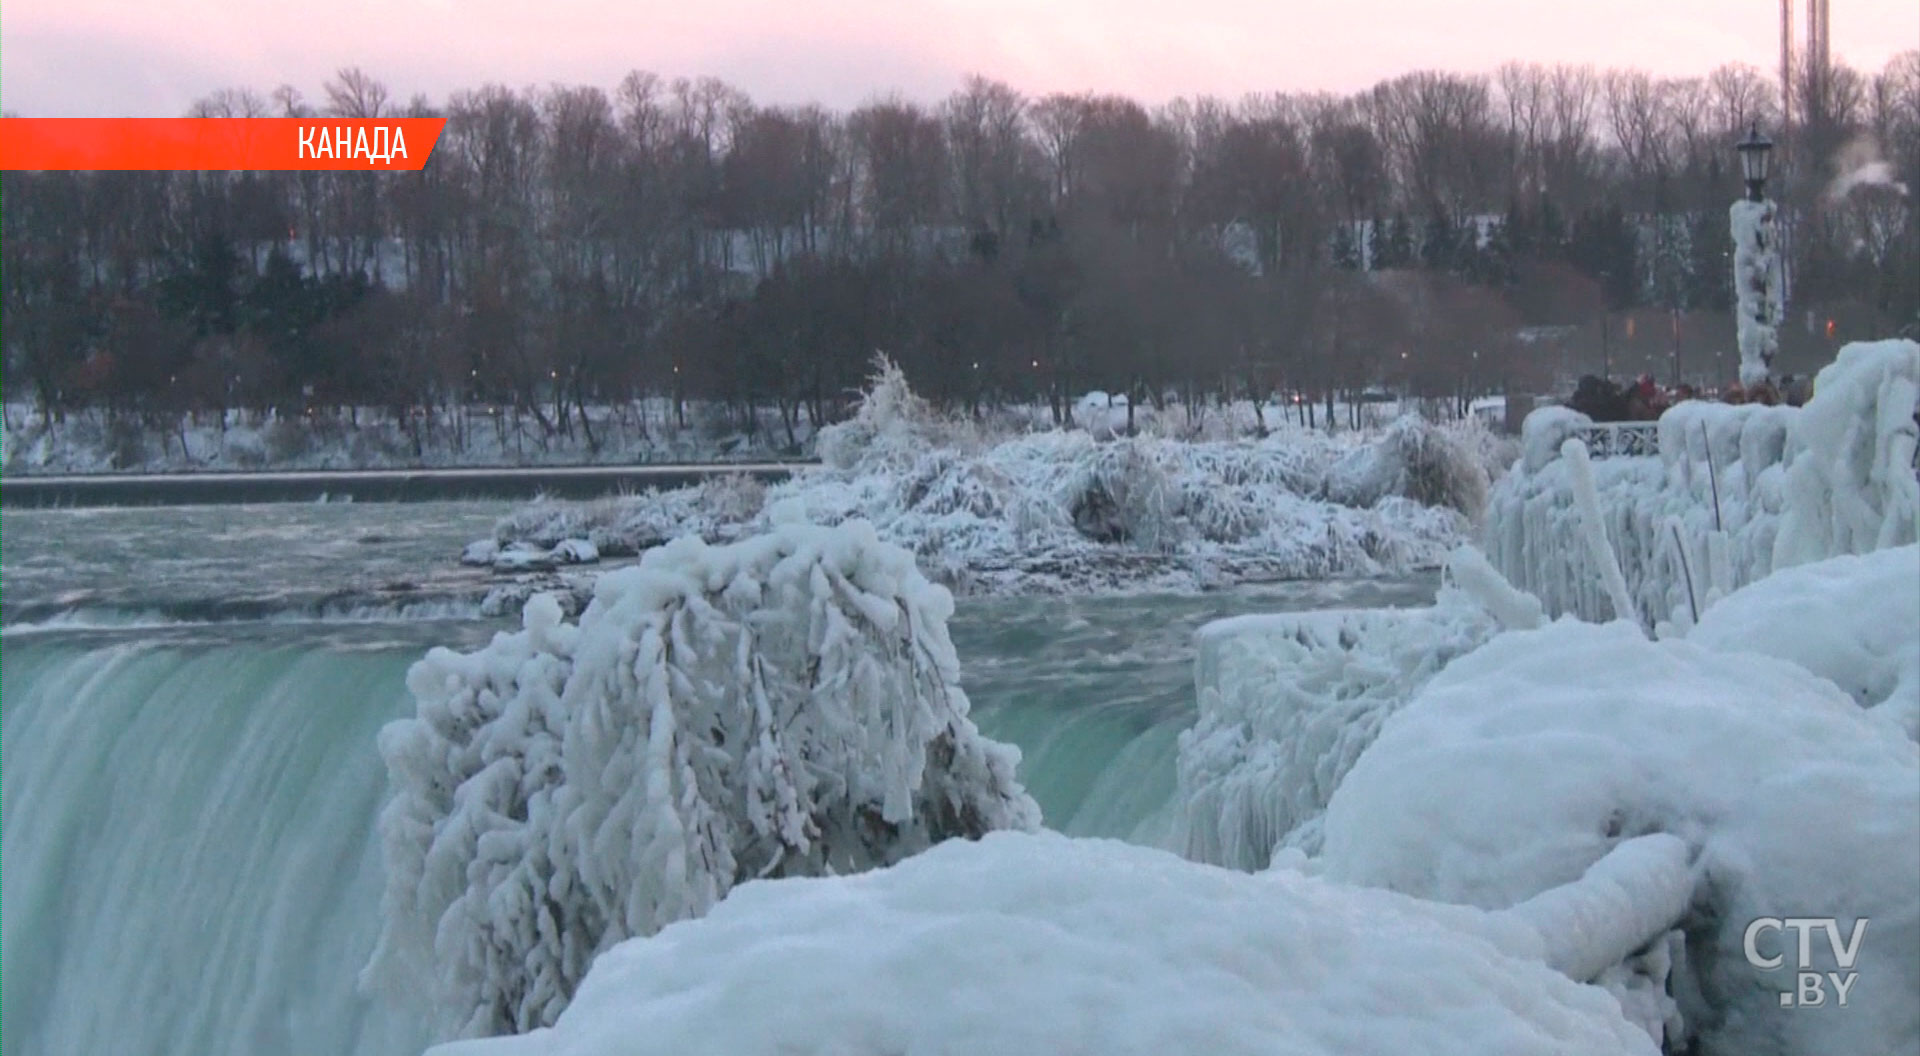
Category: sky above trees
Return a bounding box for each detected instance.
[2,0,1914,118]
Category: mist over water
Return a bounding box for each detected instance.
[2,503,1435,1055]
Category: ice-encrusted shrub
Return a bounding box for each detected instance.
[1066,440,1181,548]
[365,517,1040,1040]
[1321,416,1491,521]
[817,355,950,472]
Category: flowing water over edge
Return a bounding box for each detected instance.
[2,503,1436,1055]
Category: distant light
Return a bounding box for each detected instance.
[1825,318,1836,338]
[1031,359,1039,369]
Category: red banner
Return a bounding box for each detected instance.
[0,118,447,171]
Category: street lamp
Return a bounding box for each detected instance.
[1736,123,1772,203]
[1730,123,1782,387]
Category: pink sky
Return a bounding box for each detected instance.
[3,0,1914,117]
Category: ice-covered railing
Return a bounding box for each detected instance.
[1489,339,1919,624]
[363,511,1039,1040]
[1569,421,1661,458]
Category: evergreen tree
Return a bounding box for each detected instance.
[1569,204,1639,310]
[1684,208,1732,315]
[1420,205,1457,273]
[1372,210,1414,270]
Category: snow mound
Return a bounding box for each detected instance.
[364,519,1039,1039]
[1318,619,1920,1056]
[424,831,1660,1056]
[1691,545,1920,739]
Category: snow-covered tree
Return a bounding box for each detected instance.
[364,513,1040,1039]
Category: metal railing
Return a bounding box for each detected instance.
[1569,422,1661,459]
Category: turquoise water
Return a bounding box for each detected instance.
[2,503,1434,1055]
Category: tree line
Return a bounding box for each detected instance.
[4,54,1915,448]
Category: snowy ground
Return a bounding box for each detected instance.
[1,389,1445,476]
[465,363,1512,599]
[1,401,816,474]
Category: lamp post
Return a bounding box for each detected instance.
[1730,123,1781,388]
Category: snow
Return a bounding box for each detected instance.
[1690,545,1920,739]
[1488,339,1919,626]
[1522,405,1593,473]
[1730,198,1784,386]
[1316,618,1920,1056]
[1175,548,1516,869]
[363,518,1039,1039]
[422,831,1662,1056]
[484,361,1505,597]
[1,400,814,475]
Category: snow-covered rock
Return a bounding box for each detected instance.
[423,831,1662,1056]
[364,519,1039,1039]
[1317,618,1920,1056]
[547,539,598,565]
[491,544,558,573]
[460,539,502,567]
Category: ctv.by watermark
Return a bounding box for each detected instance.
[1743,917,1868,1008]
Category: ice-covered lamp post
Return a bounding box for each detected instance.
[1731,124,1782,387]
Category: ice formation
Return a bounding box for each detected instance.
[1317,618,1920,1056]
[1730,198,1784,387]
[422,831,1663,1056]
[1487,338,1918,626]
[363,518,1039,1039]
[1174,547,1533,869]
[1773,339,1920,568]
[481,360,1501,596]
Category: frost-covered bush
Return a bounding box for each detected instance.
[1317,619,1920,1056]
[1321,415,1492,521]
[1065,440,1182,548]
[815,354,974,472]
[423,832,1665,1056]
[365,517,1040,1039]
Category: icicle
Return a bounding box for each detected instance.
[1560,437,1644,633]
